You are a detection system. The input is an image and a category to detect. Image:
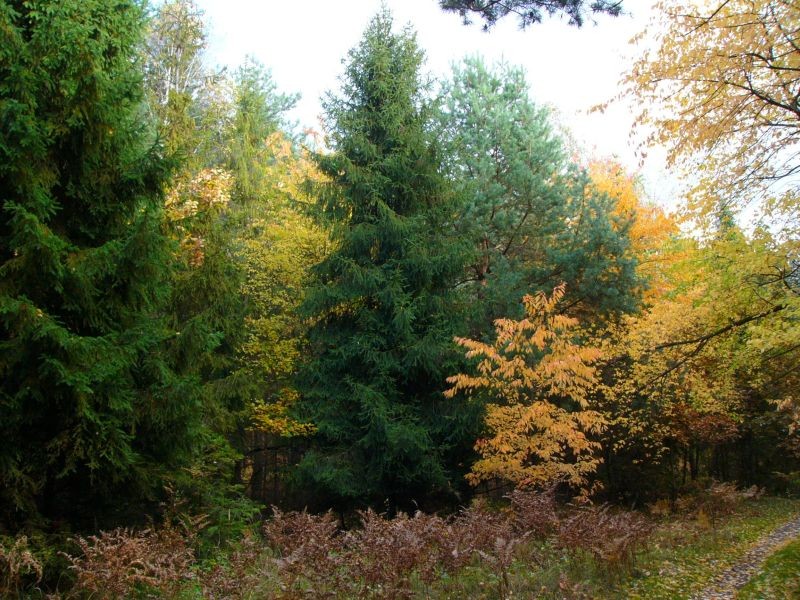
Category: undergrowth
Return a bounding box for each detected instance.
[2,485,797,599]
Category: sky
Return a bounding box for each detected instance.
[196,0,682,208]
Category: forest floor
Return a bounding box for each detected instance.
[615,497,800,600]
[7,495,800,598]
[691,513,800,599]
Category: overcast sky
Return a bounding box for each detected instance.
[196,0,682,208]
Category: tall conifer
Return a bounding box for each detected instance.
[0,0,201,526]
[297,10,471,510]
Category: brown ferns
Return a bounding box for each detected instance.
[0,535,43,597]
[556,504,653,573]
[65,528,194,599]
[59,489,655,598]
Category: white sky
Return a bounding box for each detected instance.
[197,0,682,209]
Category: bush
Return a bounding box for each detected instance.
[344,510,441,599]
[0,535,43,597]
[673,481,764,528]
[262,507,344,597]
[198,535,277,599]
[507,487,560,539]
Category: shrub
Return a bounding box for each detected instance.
[507,486,560,539]
[198,536,278,600]
[344,509,440,599]
[0,535,43,597]
[262,507,344,597]
[696,481,762,529]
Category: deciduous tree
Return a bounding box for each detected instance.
[446,284,605,493]
[624,0,800,229]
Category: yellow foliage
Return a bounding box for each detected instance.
[587,159,679,302]
[164,167,234,267]
[238,132,330,437]
[446,284,606,493]
[624,0,800,227]
[603,225,800,435]
[251,389,316,437]
[165,167,233,221]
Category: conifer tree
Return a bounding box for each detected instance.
[440,58,640,332]
[0,0,202,527]
[297,10,472,510]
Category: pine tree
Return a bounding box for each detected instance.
[297,10,472,511]
[440,58,641,332]
[0,0,202,527]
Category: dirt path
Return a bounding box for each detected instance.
[691,513,800,600]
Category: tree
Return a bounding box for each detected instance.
[237,132,328,438]
[440,58,642,332]
[616,2,800,480]
[0,0,205,527]
[598,221,800,496]
[586,159,678,302]
[228,58,298,204]
[297,10,471,510]
[440,0,624,29]
[624,0,800,229]
[142,0,210,161]
[143,0,206,111]
[445,284,605,494]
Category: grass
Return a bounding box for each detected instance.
[737,537,800,600]
[613,497,800,600]
[415,497,800,599]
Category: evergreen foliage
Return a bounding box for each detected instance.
[143,2,307,536]
[440,0,624,29]
[440,58,641,333]
[229,58,299,204]
[297,10,473,510]
[0,0,203,528]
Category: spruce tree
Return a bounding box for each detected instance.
[297,10,471,511]
[0,0,202,527]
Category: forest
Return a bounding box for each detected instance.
[1,0,799,597]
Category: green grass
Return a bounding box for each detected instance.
[614,497,800,600]
[737,537,800,600]
[419,498,800,599]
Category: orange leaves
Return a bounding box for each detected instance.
[446,284,605,492]
[587,159,678,302]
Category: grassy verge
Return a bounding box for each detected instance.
[615,497,800,600]
[737,537,800,600]
[423,497,800,599]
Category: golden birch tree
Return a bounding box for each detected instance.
[625,0,800,229]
